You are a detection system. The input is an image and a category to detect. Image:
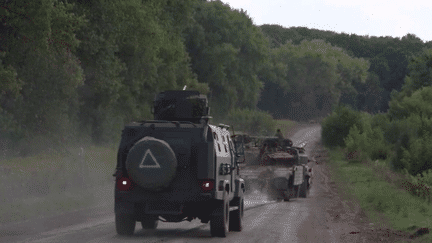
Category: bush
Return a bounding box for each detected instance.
[370,112,390,132]
[387,115,432,173]
[344,125,368,162]
[400,132,432,176]
[418,170,432,188]
[384,115,420,145]
[402,169,432,202]
[221,108,276,136]
[321,104,362,148]
[388,86,432,120]
[344,116,390,163]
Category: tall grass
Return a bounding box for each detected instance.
[328,148,432,240]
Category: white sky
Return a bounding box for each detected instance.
[220,0,432,42]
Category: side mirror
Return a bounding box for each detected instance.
[234,141,245,156]
[235,154,245,163]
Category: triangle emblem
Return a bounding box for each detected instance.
[139,149,161,168]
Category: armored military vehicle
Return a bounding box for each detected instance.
[114,90,245,237]
[234,135,312,201]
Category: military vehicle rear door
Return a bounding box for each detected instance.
[219,129,232,192]
[226,133,235,193]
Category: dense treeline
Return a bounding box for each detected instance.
[1,0,201,152]
[1,0,432,158]
[259,25,432,115]
[183,1,268,115]
[257,39,369,120]
[321,49,432,200]
[0,0,271,155]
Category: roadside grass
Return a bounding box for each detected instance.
[327,148,432,241]
[0,145,117,225]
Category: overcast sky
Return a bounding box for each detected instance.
[220,0,432,42]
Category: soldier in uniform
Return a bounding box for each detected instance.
[275,129,284,147]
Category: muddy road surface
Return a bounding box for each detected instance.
[0,124,416,242]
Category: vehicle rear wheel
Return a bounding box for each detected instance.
[293,185,299,198]
[307,175,312,189]
[283,190,290,201]
[115,213,136,236]
[210,191,229,237]
[229,197,243,231]
[141,217,158,229]
[299,177,308,198]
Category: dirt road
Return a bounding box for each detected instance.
[0,124,416,242]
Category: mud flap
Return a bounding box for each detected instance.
[293,166,303,186]
[234,178,245,198]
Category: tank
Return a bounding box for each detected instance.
[235,135,312,201]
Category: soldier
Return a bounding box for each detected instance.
[275,129,284,147]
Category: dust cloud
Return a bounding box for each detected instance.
[243,178,274,206]
[0,145,115,226]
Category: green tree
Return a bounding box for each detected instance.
[400,48,432,94]
[388,86,432,120]
[386,114,432,175]
[400,132,432,176]
[321,104,362,148]
[0,0,84,151]
[0,62,22,113]
[340,72,383,113]
[260,25,429,113]
[258,39,369,120]
[184,0,269,115]
[344,114,390,162]
[72,0,204,143]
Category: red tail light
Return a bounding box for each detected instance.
[116,172,135,191]
[199,180,214,192]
